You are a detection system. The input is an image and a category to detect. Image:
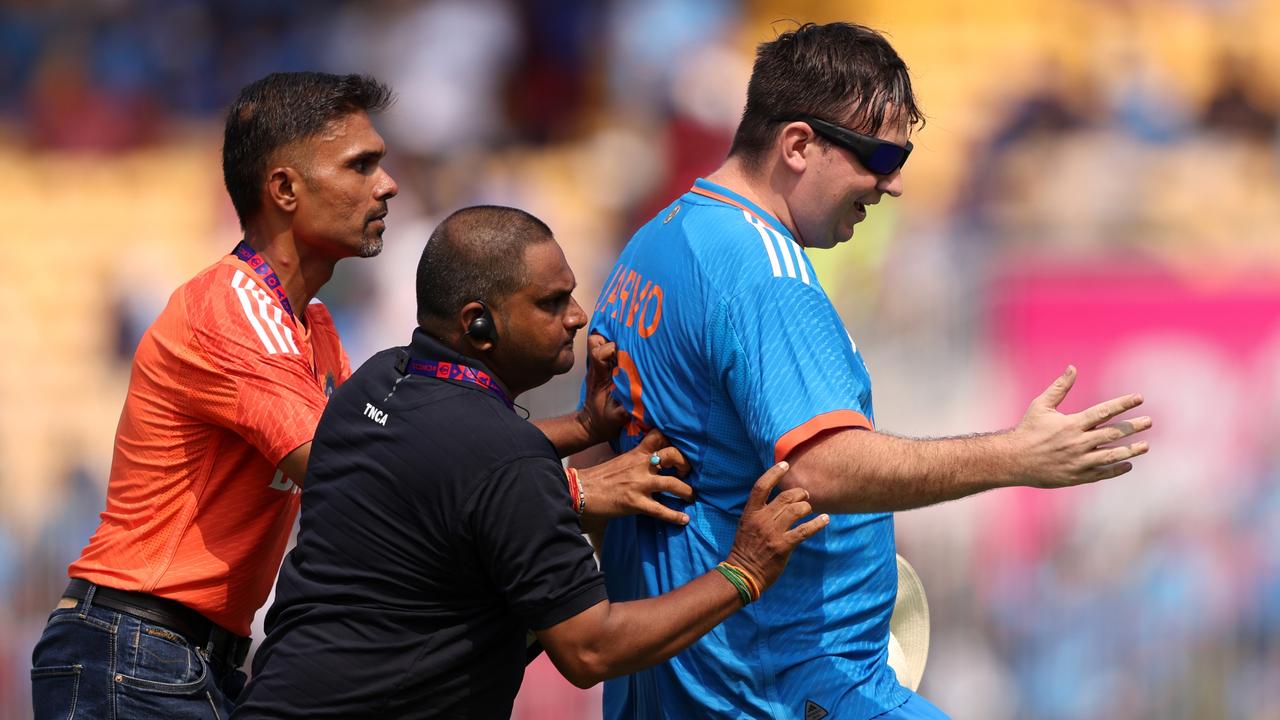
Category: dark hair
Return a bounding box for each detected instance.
[728,23,923,168]
[416,206,554,325]
[222,72,394,227]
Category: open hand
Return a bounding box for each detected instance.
[1013,365,1152,488]
[725,461,829,593]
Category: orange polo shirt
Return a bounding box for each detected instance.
[69,252,351,636]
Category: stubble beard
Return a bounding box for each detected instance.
[359,232,383,258]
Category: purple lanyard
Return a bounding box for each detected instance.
[231,241,295,319]
[406,358,513,410]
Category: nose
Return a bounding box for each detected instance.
[376,167,399,201]
[877,169,903,198]
[565,296,587,331]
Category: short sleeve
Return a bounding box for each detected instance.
[464,457,608,630]
[708,277,873,467]
[228,355,328,463]
[181,278,328,466]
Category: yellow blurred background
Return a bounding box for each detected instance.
[2,1,1279,717]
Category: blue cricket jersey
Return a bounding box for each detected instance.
[590,179,911,719]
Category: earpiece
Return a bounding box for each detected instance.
[465,300,497,344]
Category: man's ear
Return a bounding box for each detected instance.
[266,166,303,214]
[460,301,496,352]
[779,121,815,174]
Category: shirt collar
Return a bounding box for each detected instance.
[406,328,513,401]
[689,178,792,238]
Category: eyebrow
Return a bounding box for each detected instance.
[539,281,576,301]
[348,148,385,165]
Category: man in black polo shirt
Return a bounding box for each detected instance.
[233,206,828,719]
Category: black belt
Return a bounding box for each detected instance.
[63,579,251,671]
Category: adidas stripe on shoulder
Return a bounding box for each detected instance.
[742,210,810,285]
[230,269,300,355]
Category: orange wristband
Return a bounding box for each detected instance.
[565,467,585,516]
[721,561,762,601]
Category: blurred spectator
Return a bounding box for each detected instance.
[505,0,604,144]
[26,34,163,150]
[1201,57,1278,139]
[0,1,45,115]
[327,0,521,157]
[603,0,740,120]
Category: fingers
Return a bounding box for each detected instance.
[1086,461,1134,484]
[1075,393,1145,430]
[745,461,790,512]
[635,429,668,453]
[1082,441,1149,468]
[605,402,631,426]
[1083,416,1152,446]
[785,513,830,545]
[636,499,690,526]
[651,446,691,477]
[764,485,813,528]
[772,497,814,527]
[1033,365,1077,410]
[588,334,616,365]
[622,463,693,499]
[768,486,809,506]
[634,431,691,477]
[659,475,695,502]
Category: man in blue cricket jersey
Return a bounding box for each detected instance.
[588,22,1153,719]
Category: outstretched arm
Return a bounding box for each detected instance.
[535,463,828,688]
[782,366,1153,513]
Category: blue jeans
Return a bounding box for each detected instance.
[30,586,247,719]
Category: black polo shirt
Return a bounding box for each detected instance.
[233,330,607,719]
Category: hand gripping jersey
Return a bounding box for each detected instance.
[69,248,350,636]
[590,179,910,719]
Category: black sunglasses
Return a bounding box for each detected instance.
[789,115,912,176]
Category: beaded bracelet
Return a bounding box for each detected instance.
[715,562,761,606]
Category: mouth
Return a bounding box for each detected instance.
[840,201,867,235]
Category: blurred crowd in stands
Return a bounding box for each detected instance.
[2,0,1279,717]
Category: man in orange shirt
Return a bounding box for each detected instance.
[30,71,689,719]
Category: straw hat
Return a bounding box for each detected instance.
[886,553,930,691]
